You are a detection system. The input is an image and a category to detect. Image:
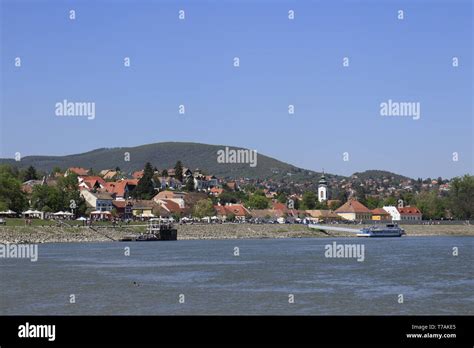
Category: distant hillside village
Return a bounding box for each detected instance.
[0,162,472,223]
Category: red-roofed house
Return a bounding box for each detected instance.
[65,167,89,176]
[397,206,422,221]
[104,179,138,199]
[335,199,372,221]
[371,208,391,221]
[132,170,144,180]
[78,176,106,191]
[153,191,186,210]
[214,203,250,222]
[271,201,288,212]
[210,187,224,197]
[158,199,184,216]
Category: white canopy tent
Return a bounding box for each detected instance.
[22,209,43,219]
[90,211,112,220]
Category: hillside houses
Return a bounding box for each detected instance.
[78,176,106,191]
[99,169,119,180]
[80,191,114,212]
[194,174,218,191]
[103,179,138,199]
[153,191,186,209]
[11,161,436,224]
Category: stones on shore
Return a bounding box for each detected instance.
[1,224,472,243]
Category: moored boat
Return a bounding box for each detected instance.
[308,223,405,237]
[119,218,177,242]
[356,224,405,237]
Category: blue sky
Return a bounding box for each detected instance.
[1,0,472,179]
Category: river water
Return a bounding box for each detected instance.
[0,237,472,315]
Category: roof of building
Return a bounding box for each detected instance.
[250,209,285,218]
[214,204,250,217]
[94,192,114,200]
[153,191,186,200]
[112,200,127,209]
[103,171,118,179]
[132,170,144,179]
[104,179,138,197]
[67,167,89,176]
[371,208,390,215]
[305,210,340,218]
[159,199,183,213]
[210,187,224,195]
[129,200,155,209]
[397,206,422,215]
[271,202,288,212]
[80,176,106,188]
[335,199,372,214]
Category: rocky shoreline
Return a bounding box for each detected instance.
[0,223,473,244]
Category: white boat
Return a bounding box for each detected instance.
[356,224,405,237]
[308,223,405,238]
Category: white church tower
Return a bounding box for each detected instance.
[318,172,328,203]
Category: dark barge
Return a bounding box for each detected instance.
[119,218,177,241]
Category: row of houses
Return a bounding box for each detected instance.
[70,166,221,193]
[333,200,422,221]
[77,191,423,223]
[213,199,423,223]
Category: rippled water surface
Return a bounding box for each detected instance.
[1,237,473,315]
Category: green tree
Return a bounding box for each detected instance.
[354,185,367,206]
[174,161,183,182]
[0,165,28,212]
[31,173,86,216]
[31,185,61,212]
[23,166,38,181]
[399,192,416,206]
[301,191,317,210]
[415,191,446,220]
[226,212,236,222]
[248,194,269,209]
[219,191,247,205]
[0,201,8,211]
[448,175,474,219]
[365,196,381,210]
[383,196,397,206]
[314,200,328,210]
[193,199,215,218]
[292,198,300,210]
[275,191,287,204]
[328,200,342,210]
[133,163,156,199]
[185,176,195,191]
[161,169,168,177]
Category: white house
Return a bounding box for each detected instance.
[383,206,401,221]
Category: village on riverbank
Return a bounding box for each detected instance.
[0,161,473,243]
[0,162,472,230]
